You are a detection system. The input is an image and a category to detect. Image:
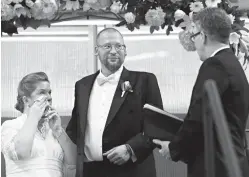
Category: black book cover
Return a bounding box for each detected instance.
[143,104,183,142]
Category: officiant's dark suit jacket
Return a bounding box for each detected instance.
[169,48,249,177]
[66,67,163,177]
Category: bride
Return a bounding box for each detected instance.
[1,72,76,177]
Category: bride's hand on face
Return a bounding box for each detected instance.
[28,96,49,122]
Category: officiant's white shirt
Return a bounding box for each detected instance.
[84,65,124,161]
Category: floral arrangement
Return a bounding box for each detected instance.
[1,0,127,35]
[1,0,59,34]
[114,0,249,68]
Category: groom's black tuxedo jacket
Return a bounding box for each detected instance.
[169,48,249,177]
[66,67,163,177]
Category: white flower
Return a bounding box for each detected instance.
[40,0,58,19]
[63,0,79,11]
[174,9,185,21]
[43,0,54,13]
[1,3,15,21]
[11,0,23,4]
[239,38,249,55]
[189,2,204,13]
[26,0,35,8]
[240,30,249,43]
[228,14,235,24]
[83,2,91,11]
[189,11,194,20]
[85,0,97,3]
[31,0,57,20]
[2,0,13,5]
[30,0,43,19]
[229,32,240,44]
[124,12,136,24]
[145,7,166,26]
[14,4,30,18]
[110,1,122,14]
[238,51,245,59]
[205,0,221,7]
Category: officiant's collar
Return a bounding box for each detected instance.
[210,46,230,57]
[99,65,124,80]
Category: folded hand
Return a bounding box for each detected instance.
[47,109,63,137]
[103,145,130,165]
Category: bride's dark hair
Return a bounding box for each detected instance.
[15,72,50,113]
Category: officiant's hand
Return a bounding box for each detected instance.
[153,139,171,159]
[103,145,130,165]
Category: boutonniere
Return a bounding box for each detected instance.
[121,81,133,97]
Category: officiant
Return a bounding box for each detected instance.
[153,8,249,177]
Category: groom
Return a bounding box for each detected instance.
[66,28,163,177]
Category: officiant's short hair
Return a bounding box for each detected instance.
[193,8,232,44]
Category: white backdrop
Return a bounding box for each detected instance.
[1,22,249,117]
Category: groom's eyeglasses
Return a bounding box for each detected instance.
[97,43,126,51]
[190,32,201,42]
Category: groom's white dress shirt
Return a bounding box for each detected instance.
[84,66,124,162]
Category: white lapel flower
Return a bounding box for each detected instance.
[121,81,133,97]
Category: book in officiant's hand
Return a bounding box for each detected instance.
[143,104,183,142]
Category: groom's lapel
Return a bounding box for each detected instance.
[104,68,137,128]
[78,71,99,134]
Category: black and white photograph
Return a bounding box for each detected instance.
[1,0,249,177]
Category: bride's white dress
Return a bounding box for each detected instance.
[1,114,75,177]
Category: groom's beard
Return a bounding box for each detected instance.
[104,58,123,73]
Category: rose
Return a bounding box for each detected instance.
[145,7,165,26]
[174,9,185,21]
[124,12,135,24]
[110,1,122,14]
[120,81,133,97]
[1,3,15,21]
[83,2,91,11]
